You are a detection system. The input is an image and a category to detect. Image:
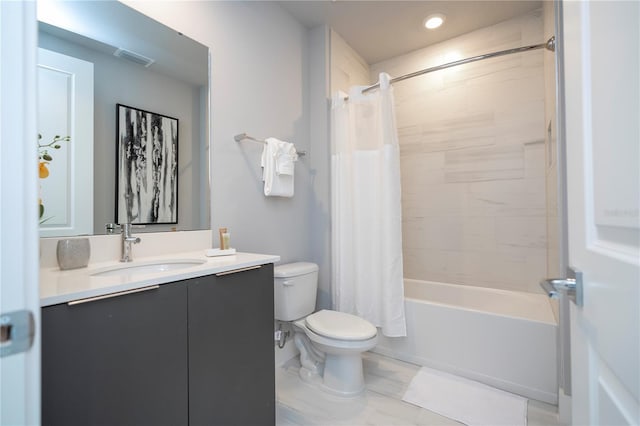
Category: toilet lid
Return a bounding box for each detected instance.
[305,310,377,341]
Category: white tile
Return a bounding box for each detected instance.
[276,404,319,426]
[521,8,545,44]
[402,218,461,251]
[401,135,496,156]
[445,168,524,184]
[443,54,522,86]
[495,100,545,137]
[363,352,421,399]
[496,217,547,249]
[525,250,549,293]
[400,151,445,171]
[277,366,369,424]
[468,180,546,215]
[525,141,546,178]
[330,30,370,94]
[466,72,545,112]
[402,183,469,217]
[375,7,548,293]
[468,177,544,197]
[402,248,451,284]
[400,152,445,185]
[359,393,424,425]
[276,351,563,426]
[460,217,498,251]
[444,145,524,183]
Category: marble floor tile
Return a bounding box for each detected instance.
[361,352,421,399]
[276,352,566,426]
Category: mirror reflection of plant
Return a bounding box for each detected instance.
[38,133,70,221]
[38,133,70,178]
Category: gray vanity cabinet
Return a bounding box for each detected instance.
[41,281,189,426]
[42,263,275,426]
[188,263,275,426]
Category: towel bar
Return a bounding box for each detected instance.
[234,133,306,157]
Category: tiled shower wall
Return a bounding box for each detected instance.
[330,29,371,94]
[371,10,547,293]
[543,1,562,280]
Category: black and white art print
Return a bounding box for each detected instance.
[116,104,178,225]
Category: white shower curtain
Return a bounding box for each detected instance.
[331,73,406,337]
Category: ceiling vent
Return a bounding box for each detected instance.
[113,48,155,68]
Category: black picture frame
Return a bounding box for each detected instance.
[115,103,179,225]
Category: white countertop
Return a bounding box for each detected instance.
[40,251,280,307]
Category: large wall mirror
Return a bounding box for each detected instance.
[37,0,210,237]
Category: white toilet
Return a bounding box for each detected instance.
[274,262,378,397]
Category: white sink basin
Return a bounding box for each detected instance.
[91,259,206,277]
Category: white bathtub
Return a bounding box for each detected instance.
[373,279,558,404]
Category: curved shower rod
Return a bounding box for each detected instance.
[348,36,556,99]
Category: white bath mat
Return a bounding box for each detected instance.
[402,367,527,426]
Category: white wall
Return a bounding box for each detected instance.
[372,10,547,293]
[330,29,371,94]
[38,32,206,234]
[125,1,313,266]
[308,25,332,310]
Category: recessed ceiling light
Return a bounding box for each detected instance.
[424,13,445,30]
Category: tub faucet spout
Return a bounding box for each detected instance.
[120,223,141,262]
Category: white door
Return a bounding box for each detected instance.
[0,1,41,425]
[562,1,639,425]
[38,48,94,237]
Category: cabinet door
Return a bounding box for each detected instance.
[42,282,188,426]
[188,264,275,426]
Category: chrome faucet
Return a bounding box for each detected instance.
[120,223,141,262]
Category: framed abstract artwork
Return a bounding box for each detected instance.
[116,104,178,225]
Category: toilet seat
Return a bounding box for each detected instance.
[306,310,377,341]
[294,317,378,354]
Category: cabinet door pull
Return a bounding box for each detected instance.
[215,265,262,277]
[67,285,160,306]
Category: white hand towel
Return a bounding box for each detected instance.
[275,142,298,176]
[262,138,295,197]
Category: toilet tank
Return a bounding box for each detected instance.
[274,262,319,321]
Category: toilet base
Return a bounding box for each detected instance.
[297,357,365,397]
[321,353,366,397]
[295,331,369,397]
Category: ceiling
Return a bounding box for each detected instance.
[278,1,542,64]
[38,0,208,86]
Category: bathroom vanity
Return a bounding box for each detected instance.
[40,251,278,426]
